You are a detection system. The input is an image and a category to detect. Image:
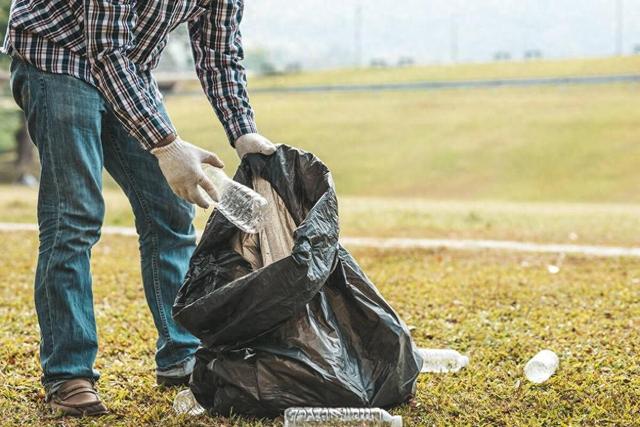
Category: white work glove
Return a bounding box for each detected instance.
[235,133,277,159]
[151,138,223,209]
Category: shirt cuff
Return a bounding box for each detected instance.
[129,113,177,150]
[224,114,258,146]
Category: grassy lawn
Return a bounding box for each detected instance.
[2,185,640,246]
[164,82,640,203]
[3,76,640,247]
[5,82,640,203]
[3,58,640,204]
[0,230,638,425]
[2,57,638,424]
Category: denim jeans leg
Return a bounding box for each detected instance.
[101,103,200,375]
[10,58,107,388]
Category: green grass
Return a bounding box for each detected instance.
[249,56,640,88]
[2,185,640,246]
[164,82,640,203]
[0,230,638,425]
[2,53,639,426]
[3,62,640,246]
[3,57,640,203]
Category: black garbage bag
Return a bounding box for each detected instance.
[173,145,422,418]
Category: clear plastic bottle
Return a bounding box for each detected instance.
[524,349,559,383]
[173,389,205,416]
[417,348,469,373]
[202,164,267,234]
[284,407,402,427]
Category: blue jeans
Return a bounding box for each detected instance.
[9,58,200,390]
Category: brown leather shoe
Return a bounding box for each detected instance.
[47,378,108,417]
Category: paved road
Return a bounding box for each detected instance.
[249,74,640,94]
[2,222,640,258]
[4,71,640,95]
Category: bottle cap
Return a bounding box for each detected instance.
[391,415,403,427]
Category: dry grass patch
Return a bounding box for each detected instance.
[0,231,638,425]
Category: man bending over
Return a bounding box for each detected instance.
[2,0,274,416]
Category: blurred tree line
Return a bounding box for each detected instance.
[0,0,37,186]
[0,0,10,68]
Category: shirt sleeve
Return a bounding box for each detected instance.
[84,0,176,149]
[188,0,257,146]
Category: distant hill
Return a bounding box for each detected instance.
[249,56,640,88]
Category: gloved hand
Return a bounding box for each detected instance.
[235,133,277,159]
[151,137,223,208]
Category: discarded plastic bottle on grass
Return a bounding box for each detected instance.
[417,348,469,373]
[284,407,402,427]
[524,349,559,384]
[202,164,267,234]
[173,389,205,416]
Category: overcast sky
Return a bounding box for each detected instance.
[241,0,640,68]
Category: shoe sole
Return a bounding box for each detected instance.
[50,401,108,417]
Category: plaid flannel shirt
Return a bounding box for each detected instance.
[1,0,257,149]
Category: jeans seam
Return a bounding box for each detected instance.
[108,137,173,347]
[37,73,60,373]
